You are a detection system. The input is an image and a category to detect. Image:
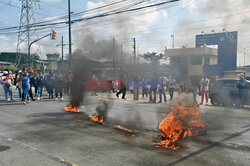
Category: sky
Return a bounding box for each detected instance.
[0,0,250,66]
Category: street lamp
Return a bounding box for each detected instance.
[171,34,174,49]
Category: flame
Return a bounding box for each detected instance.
[89,114,104,125]
[64,104,80,113]
[117,125,138,134]
[156,102,207,149]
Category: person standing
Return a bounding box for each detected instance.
[149,78,157,103]
[168,77,176,101]
[28,69,35,101]
[16,70,22,99]
[141,78,148,99]
[47,71,55,99]
[22,70,30,105]
[37,72,44,100]
[1,71,14,102]
[33,72,39,97]
[65,70,73,96]
[236,73,247,108]
[200,76,209,105]
[55,71,64,101]
[158,77,167,103]
[190,82,199,106]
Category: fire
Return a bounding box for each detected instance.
[64,104,80,113]
[156,102,207,149]
[117,125,138,134]
[89,114,104,125]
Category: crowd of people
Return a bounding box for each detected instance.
[0,67,73,105]
[137,75,209,105]
[137,76,177,103]
[1,68,248,107]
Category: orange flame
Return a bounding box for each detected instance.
[89,114,104,125]
[117,125,138,134]
[156,102,207,149]
[64,104,80,113]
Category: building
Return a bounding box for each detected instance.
[46,54,60,70]
[167,47,218,79]
[196,31,238,75]
[238,66,250,79]
[166,31,238,80]
[0,61,15,68]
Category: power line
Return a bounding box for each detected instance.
[0,0,180,31]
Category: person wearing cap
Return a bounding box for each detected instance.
[1,71,14,101]
[236,73,247,108]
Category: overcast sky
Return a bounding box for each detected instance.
[0,0,250,66]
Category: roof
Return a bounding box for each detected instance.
[34,60,49,64]
[0,61,14,65]
[216,78,250,82]
[166,47,218,57]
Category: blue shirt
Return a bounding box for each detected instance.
[22,75,30,84]
[239,78,247,87]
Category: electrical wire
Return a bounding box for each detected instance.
[0,0,180,31]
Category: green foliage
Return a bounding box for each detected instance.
[0,52,40,64]
[0,68,20,72]
[141,52,164,63]
[0,53,16,63]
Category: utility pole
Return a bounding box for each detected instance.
[132,38,136,64]
[62,36,64,61]
[171,34,175,49]
[56,36,69,61]
[113,38,115,70]
[68,0,72,69]
[137,44,139,64]
[132,38,138,100]
[120,44,123,65]
[244,48,246,67]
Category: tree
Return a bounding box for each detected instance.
[141,52,165,63]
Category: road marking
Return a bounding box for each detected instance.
[0,135,78,166]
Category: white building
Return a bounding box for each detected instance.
[166,47,218,78]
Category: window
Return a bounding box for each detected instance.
[171,57,188,65]
[190,56,202,65]
[204,57,210,65]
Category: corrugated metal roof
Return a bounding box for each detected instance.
[0,61,14,65]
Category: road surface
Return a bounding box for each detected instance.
[0,88,249,166]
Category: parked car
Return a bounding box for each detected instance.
[209,78,250,106]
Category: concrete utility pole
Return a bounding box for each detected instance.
[120,44,123,65]
[243,48,246,67]
[56,36,69,61]
[113,38,115,69]
[68,0,72,68]
[132,38,136,64]
[171,34,174,49]
[132,38,139,100]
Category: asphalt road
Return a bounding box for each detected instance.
[0,87,249,166]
